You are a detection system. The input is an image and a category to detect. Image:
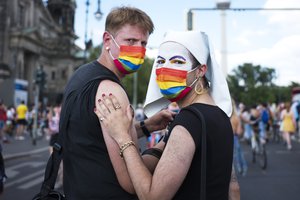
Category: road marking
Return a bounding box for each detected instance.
[5,169,45,188]
[18,176,45,189]
[5,161,45,179]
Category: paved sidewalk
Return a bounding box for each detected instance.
[1,135,49,160]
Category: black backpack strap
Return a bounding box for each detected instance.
[40,142,63,197]
[181,106,207,200]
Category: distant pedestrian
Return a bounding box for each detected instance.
[281,102,296,150]
[5,106,16,137]
[47,94,63,188]
[0,100,8,143]
[15,100,28,140]
[240,106,253,144]
[230,99,247,176]
[0,143,7,195]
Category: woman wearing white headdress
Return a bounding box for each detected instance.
[95,30,234,200]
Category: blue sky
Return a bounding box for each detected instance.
[74,0,300,86]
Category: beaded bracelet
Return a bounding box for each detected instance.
[119,141,135,158]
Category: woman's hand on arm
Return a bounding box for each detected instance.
[95,80,138,194]
[95,93,195,200]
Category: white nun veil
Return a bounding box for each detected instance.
[144,30,232,117]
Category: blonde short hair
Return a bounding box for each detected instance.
[105,6,154,36]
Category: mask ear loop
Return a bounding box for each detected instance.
[109,33,120,48]
[188,64,201,88]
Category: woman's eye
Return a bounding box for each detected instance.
[170,59,186,64]
[156,59,165,64]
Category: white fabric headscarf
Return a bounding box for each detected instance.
[144,30,232,117]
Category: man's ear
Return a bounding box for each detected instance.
[103,31,111,46]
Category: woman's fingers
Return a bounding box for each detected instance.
[108,93,122,111]
[97,98,111,116]
[94,104,105,123]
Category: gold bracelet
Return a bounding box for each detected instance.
[119,141,135,158]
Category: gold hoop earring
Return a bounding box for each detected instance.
[195,78,206,95]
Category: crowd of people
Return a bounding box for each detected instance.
[228,99,300,178]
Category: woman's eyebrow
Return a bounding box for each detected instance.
[157,55,165,60]
[169,55,186,61]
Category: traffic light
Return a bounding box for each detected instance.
[34,68,47,88]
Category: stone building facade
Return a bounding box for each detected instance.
[0,0,84,107]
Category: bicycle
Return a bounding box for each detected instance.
[251,127,267,170]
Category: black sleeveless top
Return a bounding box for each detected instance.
[60,61,137,200]
[168,103,233,200]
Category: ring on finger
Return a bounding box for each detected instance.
[114,105,121,110]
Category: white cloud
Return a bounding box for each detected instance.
[235,29,269,46]
[229,34,300,86]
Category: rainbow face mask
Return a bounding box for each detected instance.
[156,67,198,102]
[109,35,146,74]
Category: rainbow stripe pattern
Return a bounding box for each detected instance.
[156,67,191,102]
[114,45,146,74]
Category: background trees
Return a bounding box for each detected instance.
[227,63,299,106]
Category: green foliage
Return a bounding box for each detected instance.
[88,44,102,61]
[227,63,300,106]
[121,57,154,104]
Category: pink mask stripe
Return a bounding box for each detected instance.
[114,59,130,74]
[169,87,191,102]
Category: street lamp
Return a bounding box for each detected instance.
[216,0,230,76]
[94,0,103,21]
[84,0,104,60]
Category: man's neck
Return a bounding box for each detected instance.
[97,57,124,80]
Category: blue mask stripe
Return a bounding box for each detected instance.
[160,86,185,95]
[119,59,141,71]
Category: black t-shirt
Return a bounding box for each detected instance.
[61,61,137,200]
[168,103,233,200]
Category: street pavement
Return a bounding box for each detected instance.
[2,135,49,161]
[238,139,300,200]
[1,134,300,200]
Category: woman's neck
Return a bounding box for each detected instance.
[178,91,215,108]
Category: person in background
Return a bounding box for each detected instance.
[240,106,253,144]
[0,142,7,195]
[61,6,174,199]
[0,100,8,143]
[47,94,63,188]
[281,101,296,150]
[228,166,240,200]
[135,103,148,152]
[95,30,233,199]
[231,99,247,177]
[168,102,180,114]
[15,100,28,140]
[0,99,7,195]
[5,106,16,138]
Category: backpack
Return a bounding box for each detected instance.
[261,109,269,124]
